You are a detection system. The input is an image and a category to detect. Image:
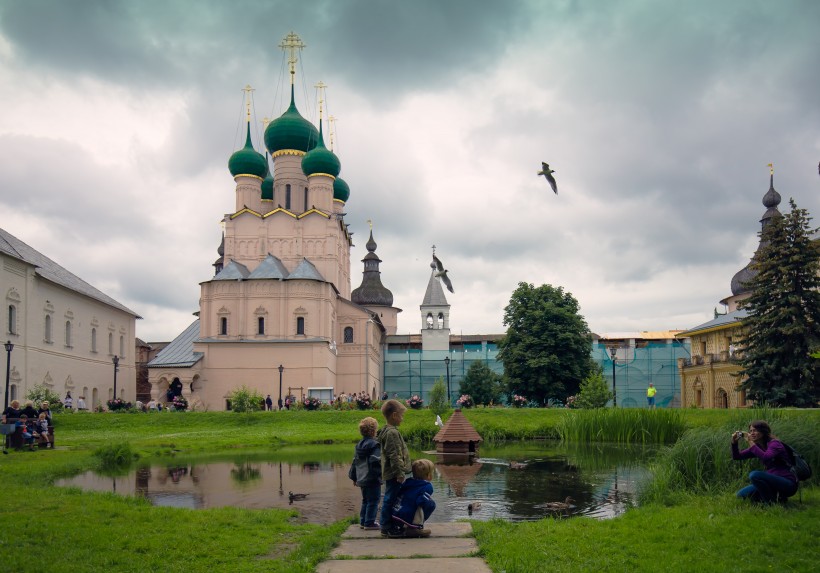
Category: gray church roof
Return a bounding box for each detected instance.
[0,227,140,317]
[422,269,449,307]
[248,254,289,280]
[147,320,203,368]
[213,259,250,280]
[287,257,325,281]
[678,309,748,336]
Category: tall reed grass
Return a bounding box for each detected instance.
[556,408,686,444]
[640,407,818,504]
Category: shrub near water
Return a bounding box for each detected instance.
[556,408,685,444]
[93,441,136,469]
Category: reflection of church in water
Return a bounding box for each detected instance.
[147,32,504,410]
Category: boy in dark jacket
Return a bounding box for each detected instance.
[391,458,436,537]
[350,417,382,529]
[377,399,411,537]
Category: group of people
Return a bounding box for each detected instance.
[1,399,53,449]
[336,391,373,406]
[349,399,436,538]
[62,392,87,411]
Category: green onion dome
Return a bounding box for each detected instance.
[301,122,340,178]
[261,155,274,200]
[228,123,267,179]
[333,176,350,203]
[264,85,319,156]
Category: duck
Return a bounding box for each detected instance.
[467,502,482,515]
[288,491,308,502]
[543,497,575,512]
[509,461,528,470]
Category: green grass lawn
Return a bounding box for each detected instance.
[1,408,817,572]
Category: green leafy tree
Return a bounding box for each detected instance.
[25,384,64,413]
[458,361,504,406]
[738,199,820,407]
[574,368,613,409]
[498,282,593,405]
[228,386,264,413]
[428,377,450,416]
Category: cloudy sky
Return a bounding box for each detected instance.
[1,0,818,342]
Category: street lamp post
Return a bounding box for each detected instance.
[444,356,451,405]
[112,355,120,402]
[609,347,617,407]
[4,341,13,410]
[278,365,284,410]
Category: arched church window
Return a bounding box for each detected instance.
[91,328,97,353]
[304,187,309,211]
[65,320,72,348]
[44,315,52,343]
[437,312,444,328]
[220,317,228,336]
[426,313,433,329]
[343,326,354,343]
[286,184,291,210]
[119,335,124,357]
[7,305,16,335]
[108,332,113,355]
[296,316,305,335]
[258,316,265,335]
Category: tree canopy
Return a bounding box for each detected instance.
[498,282,593,405]
[738,199,820,407]
[458,361,505,406]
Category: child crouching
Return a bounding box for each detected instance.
[390,458,436,538]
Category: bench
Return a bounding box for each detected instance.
[2,419,55,451]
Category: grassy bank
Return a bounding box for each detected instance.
[2,407,818,572]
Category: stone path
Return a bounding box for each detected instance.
[316,522,492,573]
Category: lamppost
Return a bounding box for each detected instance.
[609,347,617,407]
[278,365,284,410]
[444,356,451,405]
[4,341,13,410]
[112,355,119,401]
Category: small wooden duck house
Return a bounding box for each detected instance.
[433,409,482,455]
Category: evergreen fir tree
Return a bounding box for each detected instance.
[738,199,820,407]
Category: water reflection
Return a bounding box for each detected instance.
[57,442,653,523]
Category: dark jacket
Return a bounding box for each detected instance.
[351,436,381,487]
[20,406,38,419]
[394,478,435,524]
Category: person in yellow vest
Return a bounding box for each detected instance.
[647,383,657,409]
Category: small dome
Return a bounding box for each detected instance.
[264,86,319,155]
[229,124,267,179]
[301,122,340,178]
[261,156,274,200]
[333,177,350,202]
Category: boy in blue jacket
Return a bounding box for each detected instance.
[350,417,382,529]
[391,458,436,538]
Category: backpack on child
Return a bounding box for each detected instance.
[348,453,381,485]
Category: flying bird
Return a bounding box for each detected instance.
[432,254,455,293]
[538,162,558,194]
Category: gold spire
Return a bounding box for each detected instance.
[367,219,373,231]
[767,162,774,175]
[279,31,306,84]
[261,116,271,129]
[315,81,327,122]
[328,114,337,151]
[242,84,255,121]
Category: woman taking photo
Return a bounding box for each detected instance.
[732,420,797,504]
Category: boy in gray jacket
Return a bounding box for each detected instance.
[377,399,411,536]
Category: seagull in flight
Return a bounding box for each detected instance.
[432,254,455,293]
[538,162,558,194]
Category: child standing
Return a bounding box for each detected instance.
[350,417,382,529]
[392,458,436,537]
[377,399,411,537]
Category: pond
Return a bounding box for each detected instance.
[57,442,656,524]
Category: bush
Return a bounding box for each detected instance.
[511,394,528,408]
[24,384,64,413]
[355,394,372,410]
[456,394,474,408]
[94,441,136,469]
[228,386,264,413]
[574,370,613,409]
[172,395,188,411]
[428,378,450,417]
[106,398,132,412]
[303,396,321,410]
[406,395,424,409]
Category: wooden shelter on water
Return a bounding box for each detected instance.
[433,409,482,455]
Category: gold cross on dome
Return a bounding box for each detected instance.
[279,32,306,81]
